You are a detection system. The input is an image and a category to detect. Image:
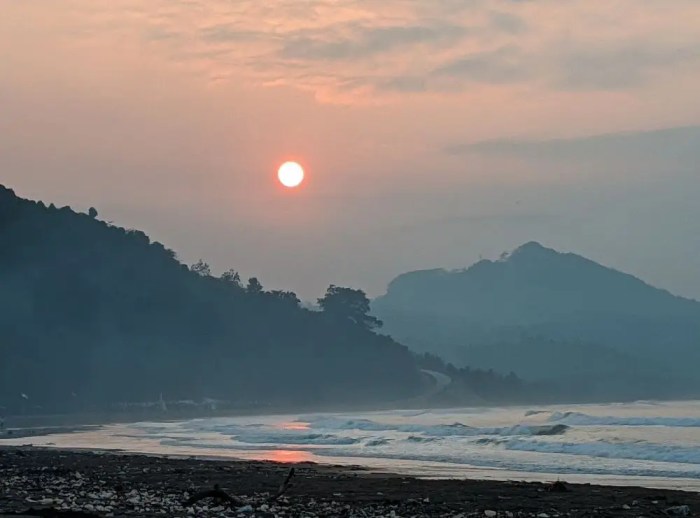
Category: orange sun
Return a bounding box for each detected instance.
[277,161,304,188]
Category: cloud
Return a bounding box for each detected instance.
[446,125,700,169]
[279,23,468,61]
[433,46,528,84]
[489,11,527,34]
[199,25,264,43]
[377,75,428,93]
[23,0,700,103]
[554,45,700,90]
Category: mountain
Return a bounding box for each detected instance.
[373,242,700,398]
[0,185,423,413]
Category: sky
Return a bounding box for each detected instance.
[1,0,700,301]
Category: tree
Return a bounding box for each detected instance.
[317,285,382,330]
[191,260,211,277]
[246,277,264,294]
[269,290,300,307]
[88,207,98,219]
[221,269,242,287]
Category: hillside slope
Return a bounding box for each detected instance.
[373,242,700,397]
[0,185,422,413]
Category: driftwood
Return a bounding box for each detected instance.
[271,467,296,501]
[183,483,243,507]
[182,466,295,508]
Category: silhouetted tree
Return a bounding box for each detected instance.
[318,285,382,330]
[246,277,264,294]
[221,269,242,287]
[191,260,211,277]
[269,290,300,307]
[88,207,98,219]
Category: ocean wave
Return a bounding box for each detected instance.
[303,417,567,437]
[496,424,569,436]
[314,447,700,479]
[506,439,700,465]
[406,435,442,443]
[524,410,549,417]
[158,439,278,451]
[548,412,700,427]
[300,417,393,432]
[234,432,360,446]
[365,438,392,447]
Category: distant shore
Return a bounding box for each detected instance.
[1,446,698,517]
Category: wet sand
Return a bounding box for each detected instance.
[1,446,698,517]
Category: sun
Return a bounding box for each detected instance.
[277,161,305,188]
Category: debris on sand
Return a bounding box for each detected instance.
[2,447,700,517]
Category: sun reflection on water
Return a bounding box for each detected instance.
[277,421,310,431]
[256,449,314,463]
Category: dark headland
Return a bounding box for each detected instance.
[0,446,697,517]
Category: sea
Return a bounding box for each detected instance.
[4,400,700,491]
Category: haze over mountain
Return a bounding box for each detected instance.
[373,242,700,399]
[0,185,425,413]
[0,185,537,414]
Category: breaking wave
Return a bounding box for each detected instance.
[406,435,442,443]
[302,417,568,437]
[234,432,360,446]
[506,439,700,465]
[365,438,392,447]
[548,412,700,427]
[87,401,700,486]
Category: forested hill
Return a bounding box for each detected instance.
[0,185,423,413]
[373,242,700,399]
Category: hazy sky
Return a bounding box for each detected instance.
[2,1,699,300]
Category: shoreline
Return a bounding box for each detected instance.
[5,400,700,496]
[5,396,700,432]
[1,446,698,517]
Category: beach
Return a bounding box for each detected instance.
[1,446,697,517]
[5,401,700,489]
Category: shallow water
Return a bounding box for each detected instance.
[4,400,700,491]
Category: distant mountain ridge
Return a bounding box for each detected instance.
[378,241,698,322]
[373,242,700,398]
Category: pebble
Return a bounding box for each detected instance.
[2,447,697,518]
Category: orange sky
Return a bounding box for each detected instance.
[1,1,700,299]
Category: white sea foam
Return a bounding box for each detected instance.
[234,432,360,446]
[505,439,700,465]
[365,438,392,447]
[548,412,700,427]
[313,446,700,480]
[302,416,568,437]
[8,400,700,487]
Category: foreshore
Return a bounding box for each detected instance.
[0,447,697,517]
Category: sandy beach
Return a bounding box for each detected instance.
[1,446,698,517]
